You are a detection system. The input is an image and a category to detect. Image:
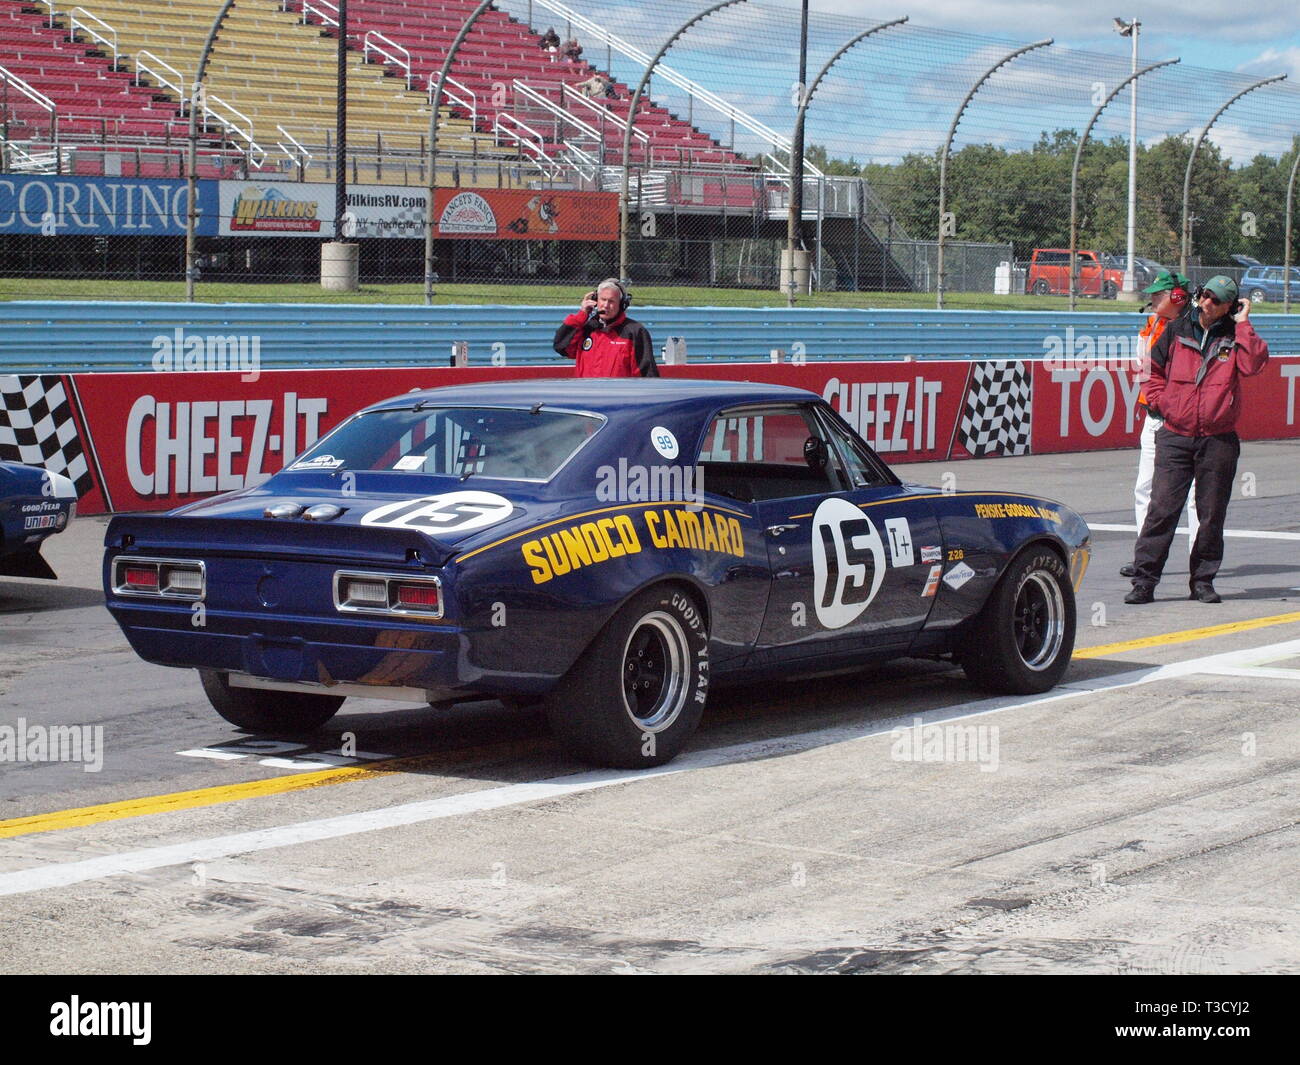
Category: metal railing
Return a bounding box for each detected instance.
[561,83,649,153]
[135,50,185,102]
[34,1,59,28]
[301,0,339,30]
[276,124,313,171]
[363,31,412,89]
[0,64,59,168]
[513,79,601,153]
[202,92,266,167]
[69,7,118,66]
[493,111,556,176]
[528,0,818,175]
[430,75,478,133]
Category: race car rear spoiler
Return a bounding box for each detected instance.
[103,514,456,569]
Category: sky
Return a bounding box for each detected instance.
[796,0,1300,78]
[501,0,1300,165]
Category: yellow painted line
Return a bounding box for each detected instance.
[0,738,547,841]
[458,499,750,562]
[9,611,1300,841]
[1074,611,1300,659]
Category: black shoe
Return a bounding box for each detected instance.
[1124,585,1155,604]
[1119,564,1136,577]
[1190,583,1221,603]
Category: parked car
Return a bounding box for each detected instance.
[1026,248,1124,297]
[104,379,1091,768]
[1239,263,1300,303]
[1101,254,1168,291]
[1,461,78,579]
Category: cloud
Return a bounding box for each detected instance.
[1236,47,1300,80]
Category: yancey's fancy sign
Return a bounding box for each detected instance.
[4,359,1295,515]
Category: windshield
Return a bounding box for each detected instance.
[291,406,603,481]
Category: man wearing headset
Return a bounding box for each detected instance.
[1125,275,1269,604]
[1119,270,1198,578]
[553,278,659,377]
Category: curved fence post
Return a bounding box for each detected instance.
[936,39,1051,309]
[1069,58,1178,312]
[618,0,748,283]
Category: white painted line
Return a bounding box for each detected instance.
[1196,666,1300,681]
[1089,523,1300,541]
[177,749,246,761]
[3,636,1299,899]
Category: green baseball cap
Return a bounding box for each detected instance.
[1202,275,1239,302]
[1142,269,1191,294]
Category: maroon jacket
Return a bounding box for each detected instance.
[1144,313,1269,437]
[553,310,659,377]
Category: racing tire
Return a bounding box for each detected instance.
[199,669,344,733]
[959,547,1076,694]
[1249,289,1266,304]
[1031,279,1050,295]
[545,585,709,768]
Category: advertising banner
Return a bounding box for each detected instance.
[215,182,620,240]
[3,359,1297,515]
[0,174,218,236]
[432,188,619,241]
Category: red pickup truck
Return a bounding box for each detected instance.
[1025,248,1123,298]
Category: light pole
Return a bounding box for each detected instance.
[1113,17,1139,297]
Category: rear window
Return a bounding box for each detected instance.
[291,406,603,481]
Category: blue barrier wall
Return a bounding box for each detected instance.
[2,301,1297,372]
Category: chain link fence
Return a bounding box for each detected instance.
[0,0,1297,304]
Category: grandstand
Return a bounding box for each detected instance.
[0,0,926,292]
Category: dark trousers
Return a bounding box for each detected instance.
[1132,429,1239,588]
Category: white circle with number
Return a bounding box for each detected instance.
[650,426,679,459]
[812,497,886,629]
[360,491,514,533]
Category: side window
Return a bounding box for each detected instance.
[697,406,841,501]
[814,406,895,489]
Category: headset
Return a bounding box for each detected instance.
[1190,282,1242,317]
[585,278,631,325]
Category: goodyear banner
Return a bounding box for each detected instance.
[0,174,217,236]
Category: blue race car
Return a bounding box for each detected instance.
[1,461,78,580]
[104,379,1091,767]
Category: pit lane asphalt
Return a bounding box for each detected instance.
[1,443,1297,974]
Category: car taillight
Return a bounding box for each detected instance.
[396,583,440,608]
[334,571,443,619]
[114,558,205,599]
[124,565,159,591]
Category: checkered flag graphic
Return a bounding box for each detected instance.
[0,375,94,496]
[958,361,1033,457]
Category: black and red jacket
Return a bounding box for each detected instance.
[1145,314,1269,437]
[553,310,659,377]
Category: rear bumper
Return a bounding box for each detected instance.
[107,601,556,699]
